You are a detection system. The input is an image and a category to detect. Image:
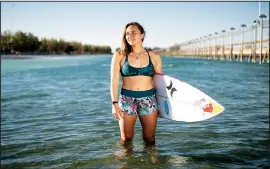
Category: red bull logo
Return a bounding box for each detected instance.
[202,103,213,113]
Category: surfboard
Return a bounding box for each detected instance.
[153,73,225,122]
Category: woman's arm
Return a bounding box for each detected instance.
[150,51,163,74]
[110,51,121,103]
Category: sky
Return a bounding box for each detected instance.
[1,2,269,52]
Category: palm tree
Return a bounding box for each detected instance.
[259,14,267,64]
[230,27,235,61]
[240,24,247,62]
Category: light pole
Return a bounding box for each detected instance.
[198,37,201,57]
[192,40,195,57]
[240,24,247,62]
[214,32,218,60]
[193,39,196,57]
[259,14,267,64]
[200,37,203,57]
[204,35,207,58]
[252,19,260,63]
[188,40,192,57]
[208,34,212,59]
[194,39,197,57]
[197,38,200,57]
[230,27,235,61]
[221,30,226,60]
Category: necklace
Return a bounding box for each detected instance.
[135,48,144,60]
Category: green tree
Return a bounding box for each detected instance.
[12,31,27,52]
[68,41,82,54]
[1,30,13,54]
[65,45,74,54]
[1,30,113,55]
[39,38,49,53]
[25,32,40,52]
[58,39,67,54]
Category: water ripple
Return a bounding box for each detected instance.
[1,56,269,169]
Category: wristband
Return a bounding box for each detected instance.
[112,101,118,105]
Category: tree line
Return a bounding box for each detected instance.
[1,30,112,55]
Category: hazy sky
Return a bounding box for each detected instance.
[1,2,269,51]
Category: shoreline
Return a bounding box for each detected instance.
[1,54,112,60]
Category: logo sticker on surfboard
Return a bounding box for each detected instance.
[164,100,169,115]
[166,80,177,98]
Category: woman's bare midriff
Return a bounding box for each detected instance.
[122,76,154,91]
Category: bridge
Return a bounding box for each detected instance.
[158,15,269,64]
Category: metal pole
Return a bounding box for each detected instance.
[192,42,194,57]
[214,33,218,60]
[209,34,212,59]
[222,33,225,60]
[259,19,263,64]
[253,21,258,63]
[204,36,207,59]
[241,27,244,62]
[230,28,235,61]
[230,32,232,61]
[259,14,267,64]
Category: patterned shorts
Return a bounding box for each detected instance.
[119,88,158,116]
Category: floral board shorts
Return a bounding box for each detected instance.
[119,88,159,116]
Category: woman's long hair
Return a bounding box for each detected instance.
[120,22,145,56]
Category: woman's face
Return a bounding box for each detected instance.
[125,25,144,46]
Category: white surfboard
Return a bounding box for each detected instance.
[153,73,225,122]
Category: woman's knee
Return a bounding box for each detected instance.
[121,134,134,142]
[143,135,155,143]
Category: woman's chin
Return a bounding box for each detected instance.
[128,42,137,46]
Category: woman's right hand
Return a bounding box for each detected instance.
[112,104,124,120]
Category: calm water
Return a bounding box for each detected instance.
[1,55,269,169]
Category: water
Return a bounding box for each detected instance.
[1,55,269,169]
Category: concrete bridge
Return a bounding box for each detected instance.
[158,16,269,64]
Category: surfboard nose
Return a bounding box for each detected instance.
[210,101,225,114]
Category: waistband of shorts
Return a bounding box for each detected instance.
[121,88,156,98]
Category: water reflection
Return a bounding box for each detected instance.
[143,143,159,165]
[114,140,134,159]
[113,140,160,168]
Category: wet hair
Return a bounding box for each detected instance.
[120,22,145,56]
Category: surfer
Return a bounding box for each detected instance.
[110,22,163,145]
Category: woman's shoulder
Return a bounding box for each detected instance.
[148,50,161,60]
[113,49,125,59]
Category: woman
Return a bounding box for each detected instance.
[110,22,162,145]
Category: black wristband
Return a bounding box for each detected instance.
[112,101,118,104]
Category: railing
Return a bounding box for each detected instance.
[162,17,269,64]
